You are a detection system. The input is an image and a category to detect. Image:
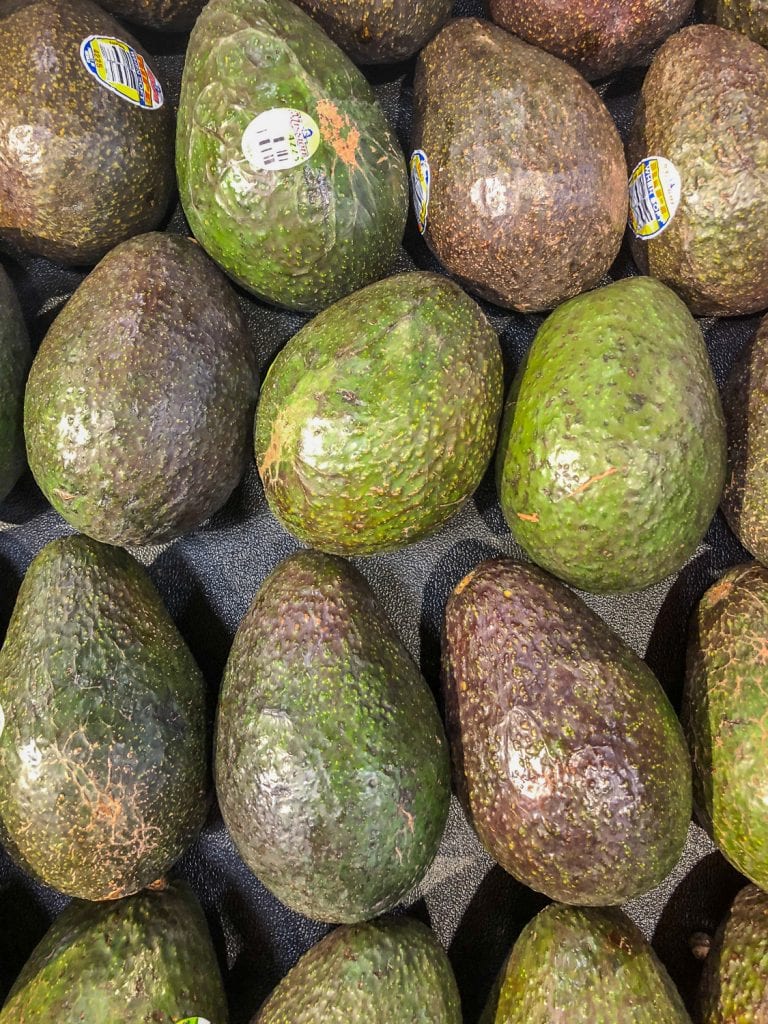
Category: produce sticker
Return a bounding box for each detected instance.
[80,36,164,110]
[410,149,431,235]
[628,156,681,240]
[242,108,321,172]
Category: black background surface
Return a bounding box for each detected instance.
[0,1,761,1020]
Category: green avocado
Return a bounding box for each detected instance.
[488,0,694,80]
[293,0,452,63]
[481,903,691,1024]
[721,314,768,564]
[176,0,408,312]
[410,18,627,312]
[698,883,768,1023]
[0,266,30,504]
[24,232,258,547]
[255,271,503,556]
[101,0,205,30]
[253,916,461,1023]
[683,562,768,891]
[0,881,228,1023]
[442,559,691,905]
[0,535,208,900]
[628,25,768,316]
[0,0,173,266]
[496,276,726,593]
[703,0,768,47]
[215,550,451,923]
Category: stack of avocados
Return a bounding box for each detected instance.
[3,0,768,1020]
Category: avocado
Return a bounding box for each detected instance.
[0,266,30,504]
[176,0,408,313]
[293,0,452,63]
[410,18,627,313]
[215,549,451,923]
[703,0,768,47]
[24,232,258,547]
[101,0,204,30]
[699,884,768,1024]
[488,0,694,80]
[481,903,691,1024]
[442,559,691,905]
[627,25,768,316]
[0,0,174,266]
[253,916,461,1023]
[721,314,768,564]
[496,276,726,593]
[255,272,503,556]
[683,562,768,891]
[0,880,228,1023]
[0,534,208,900]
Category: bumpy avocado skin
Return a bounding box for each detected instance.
[683,563,768,890]
[703,0,768,49]
[0,266,30,503]
[628,25,768,316]
[0,535,208,900]
[411,19,627,313]
[496,277,726,593]
[481,904,691,1024]
[0,881,228,1023]
[699,884,768,1024]
[721,315,768,564]
[294,0,452,63]
[255,272,503,556]
[253,917,461,1024]
[0,0,173,266]
[442,559,691,905]
[24,232,258,547]
[176,0,408,312]
[215,550,451,923]
[489,0,694,80]
[101,0,205,30]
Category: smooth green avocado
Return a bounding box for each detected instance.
[215,549,451,923]
[0,265,30,504]
[496,276,726,593]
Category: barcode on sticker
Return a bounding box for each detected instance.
[79,36,164,110]
[242,108,321,172]
[628,156,681,240]
[99,40,141,91]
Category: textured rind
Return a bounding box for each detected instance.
[215,550,451,923]
[628,24,768,317]
[481,904,691,1023]
[411,19,627,313]
[100,0,205,30]
[0,0,174,265]
[293,0,452,63]
[721,315,768,564]
[0,535,208,900]
[253,917,461,1024]
[24,231,258,547]
[176,0,408,312]
[0,881,228,1023]
[699,884,768,1024]
[442,559,692,905]
[0,265,31,503]
[496,276,726,593]
[489,0,694,80]
[703,0,768,49]
[683,563,768,890]
[255,271,503,555]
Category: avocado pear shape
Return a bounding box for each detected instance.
[0,881,228,1023]
[255,272,503,555]
[703,0,768,47]
[481,903,691,1024]
[683,562,768,890]
[253,916,461,1024]
[101,0,205,30]
[628,25,768,316]
[496,276,726,593]
[0,535,208,900]
[24,232,258,547]
[410,18,627,312]
[699,884,768,1024]
[442,559,692,905]
[176,0,408,312]
[0,266,30,504]
[0,0,173,265]
[215,550,451,923]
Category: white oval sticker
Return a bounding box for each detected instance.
[628,156,682,241]
[410,149,431,235]
[176,1018,211,1024]
[242,108,321,172]
[80,36,163,109]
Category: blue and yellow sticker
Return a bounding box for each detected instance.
[628,156,682,240]
[80,36,164,110]
[410,149,431,235]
